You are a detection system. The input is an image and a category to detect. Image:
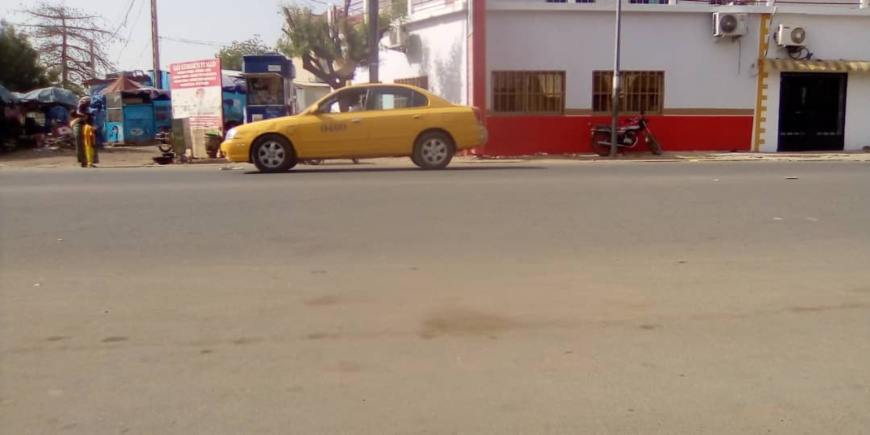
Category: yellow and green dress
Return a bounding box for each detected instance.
[83,124,97,166]
[73,120,99,167]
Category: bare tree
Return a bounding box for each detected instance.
[20,3,115,89]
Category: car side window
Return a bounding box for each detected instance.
[321,89,369,113]
[369,87,428,111]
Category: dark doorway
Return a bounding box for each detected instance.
[777,72,847,152]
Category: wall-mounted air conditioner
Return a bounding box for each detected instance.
[713,12,748,38]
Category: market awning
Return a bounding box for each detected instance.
[20,87,80,106]
[765,59,870,73]
[99,75,143,94]
[0,84,18,104]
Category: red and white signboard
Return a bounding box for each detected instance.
[170,59,223,130]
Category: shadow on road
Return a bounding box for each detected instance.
[243,166,546,175]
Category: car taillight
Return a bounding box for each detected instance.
[472,107,484,125]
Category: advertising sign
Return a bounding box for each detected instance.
[170,59,223,129]
[170,59,223,158]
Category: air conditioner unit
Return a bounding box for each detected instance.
[713,12,748,38]
[776,24,807,47]
[387,27,409,50]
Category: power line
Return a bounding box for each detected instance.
[159,36,228,47]
[136,38,151,60]
[116,0,146,64]
[113,0,138,35]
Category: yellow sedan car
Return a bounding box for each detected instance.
[220,83,487,173]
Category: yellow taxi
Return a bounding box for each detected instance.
[220,83,487,173]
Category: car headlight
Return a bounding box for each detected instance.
[225,128,238,140]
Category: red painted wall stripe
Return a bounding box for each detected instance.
[481,115,753,156]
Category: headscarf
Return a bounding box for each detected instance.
[71,97,93,125]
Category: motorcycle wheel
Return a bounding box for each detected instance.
[646,132,663,156]
[591,132,612,157]
[158,143,173,153]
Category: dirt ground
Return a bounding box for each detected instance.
[2,144,867,170]
[0,145,170,169]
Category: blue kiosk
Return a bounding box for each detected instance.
[242,55,295,123]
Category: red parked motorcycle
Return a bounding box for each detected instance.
[590,113,662,156]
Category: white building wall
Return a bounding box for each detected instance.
[760,13,870,152]
[368,1,870,151]
[766,14,870,62]
[759,71,781,152]
[355,12,468,105]
[844,73,870,149]
[486,10,761,112]
[758,72,870,152]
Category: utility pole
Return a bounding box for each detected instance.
[150,0,162,89]
[367,0,379,83]
[61,12,69,87]
[610,0,623,158]
[89,40,96,79]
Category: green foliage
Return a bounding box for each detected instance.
[278,0,402,89]
[215,35,273,71]
[0,20,50,91]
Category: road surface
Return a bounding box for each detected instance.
[1,160,868,434]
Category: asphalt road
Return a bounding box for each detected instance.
[1,160,868,434]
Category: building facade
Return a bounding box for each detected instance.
[358,0,870,156]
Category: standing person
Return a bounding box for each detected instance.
[83,116,97,167]
[71,97,99,168]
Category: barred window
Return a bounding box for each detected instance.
[492,71,565,115]
[395,76,429,90]
[592,71,664,114]
[629,0,668,3]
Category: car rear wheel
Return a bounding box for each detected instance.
[412,132,454,170]
[252,135,297,173]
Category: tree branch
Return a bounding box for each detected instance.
[20,23,114,35]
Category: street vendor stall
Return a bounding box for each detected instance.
[19,86,79,130]
[0,85,22,147]
[14,86,81,148]
[100,76,170,144]
[242,55,295,122]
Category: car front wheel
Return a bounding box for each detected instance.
[252,135,297,173]
[412,132,455,170]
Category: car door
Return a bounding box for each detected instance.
[292,88,372,158]
[363,86,430,156]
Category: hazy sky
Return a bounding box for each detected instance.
[1,0,323,72]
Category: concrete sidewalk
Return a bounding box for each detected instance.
[3,145,868,170]
[484,150,870,163]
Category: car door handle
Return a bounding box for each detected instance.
[412,115,422,119]
[351,118,362,123]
